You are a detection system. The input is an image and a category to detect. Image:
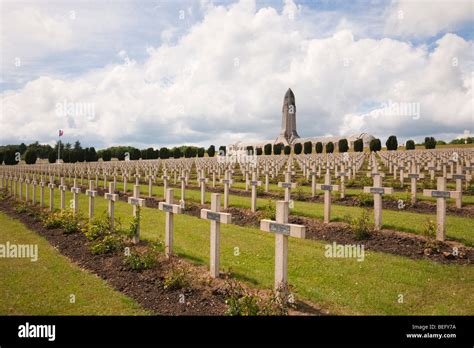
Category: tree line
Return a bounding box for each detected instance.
[0,135,462,165]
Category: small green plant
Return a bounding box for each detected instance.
[14,202,28,214]
[224,280,260,316]
[124,250,157,271]
[85,213,111,241]
[357,193,374,207]
[256,186,265,196]
[163,266,190,290]
[90,235,123,255]
[260,199,276,220]
[120,208,141,239]
[422,218,441,251]
[60,209,83,234]
[350,209,373,240]
[42,212,63,229]
[295,186,305,200]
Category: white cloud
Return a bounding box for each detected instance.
[384,0,473,38]
[1,0,473,149]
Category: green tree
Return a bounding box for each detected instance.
[284,145,291,155]
[405,140,415,150]
[273,143,283,155]
[160,147,170,159]
[218,146,226,156]
[24,149,37,164]
[326,142,334,153]
[385,135,398,151]
[264,143,272,155]
[18,143,27,155]
[0,151,3,165]
[369,139,382,152]
[315,142,323,154]
[303,141,312,154]
[338,139,349,153]
[197,147,205,157]
[424,137,436,149]
[207,145,216,157]
[102,150,112,161]
[354,139,364,152]
[294,143,302,155]
[48,151,56,163]
[256,147,263,155]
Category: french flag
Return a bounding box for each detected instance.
[58,129,64,137]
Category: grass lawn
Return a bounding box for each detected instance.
[0,211,147,315]
[16,187,474,315]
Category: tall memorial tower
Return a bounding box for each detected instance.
[275,88,300,145]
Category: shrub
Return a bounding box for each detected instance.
[350,209,373,240]
[124,250,157,271]
[261,199,276,220]
[163,266,190,290]
[424,137,436,149]
[326,142,334,153]
[85,213,111,241]
[338,139,349,153]
[315,142,323,154]
[284,145,291,155]
[273,143,283,155]
[197,147,205,157]
[406,140,415,150]
[264,143,272,155]
[24,149,37,164]
[42,210,82,234]
[353,139,364,152]
[294,143,302,155]
[90,235,123,255]
[303,141,312,154]
[357,193,374,207]
[369,139,381,152]
[256,147,263,156]
[386,135,398,151]
[207,145,215,157]
[160,147,170,159]
[224,280,261,316]
[42,212,63,229]
[422,218,436,240]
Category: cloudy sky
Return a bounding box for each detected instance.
[1,0,473,149]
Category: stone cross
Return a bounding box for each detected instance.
[200,193,232,278]
[220,170,233,209]
[123,172,128,194]
[70,179,80,216]
[363,174,393,231]
[147,173,155,198]
[31,176,37,205]
[199,169,208,204]
[260,200,305,295]
[48,176,55,212]
[336,164,348,199]
[19,176,24,201]
[278,172,296,202]
[250,172,262,212]
[423,177,461,241]
[309,164,318,197]
[59,177,67,211]
[85,180,97,220]
[40,177,45,208]
[162,171,170,200]
[104,182,119,230]
[158,188,182,258]
[25,176,30,203]
[316,172,339,224]
[406,165,424,204]
[447,164,468,208]
[127,185,145,244]
[180,174,186,205]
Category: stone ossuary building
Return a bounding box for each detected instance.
[229,88,375,152]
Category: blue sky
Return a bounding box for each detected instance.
[1,0,473,148]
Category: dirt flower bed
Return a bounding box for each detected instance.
[0,196,324,316]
